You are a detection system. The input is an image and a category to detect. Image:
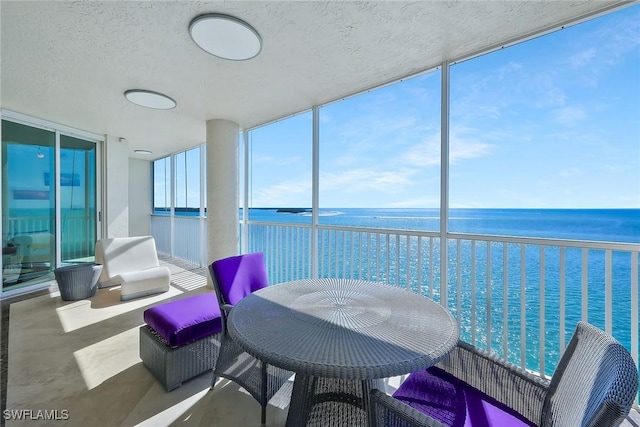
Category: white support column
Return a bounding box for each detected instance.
[206,119,240,264]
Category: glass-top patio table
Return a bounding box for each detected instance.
[227,278,459,426]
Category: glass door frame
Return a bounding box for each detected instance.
[1,109,104,299]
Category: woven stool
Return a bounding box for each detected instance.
[140,293,222,391]
[54,264,102,301]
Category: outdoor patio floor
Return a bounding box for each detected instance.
[1,256,638,426]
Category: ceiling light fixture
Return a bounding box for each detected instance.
[189,13,262,61]
[124,90,176,110]
[134,149,153,155]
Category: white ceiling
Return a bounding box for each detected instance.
[0,1,629,160]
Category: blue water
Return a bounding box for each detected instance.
[235,208,640,377]
[243,208,639,243]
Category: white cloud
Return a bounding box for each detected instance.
[554,106,587,125]
[401,132,493,167]
[321,168,416,194]
[252,180,310,206]
[568,48,597,68]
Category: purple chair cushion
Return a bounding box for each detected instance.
[211,252,268,306]
[392,367,536,427]
[143,293,222,347]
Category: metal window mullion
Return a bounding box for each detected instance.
[311,106,319,278]
[170,153,175,257]
[183,150,187,213]
[243,131,249,254]
[200,143,206,265]
[55,131,61,266]
[440,60,450,306]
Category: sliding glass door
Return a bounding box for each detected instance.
[2,117,100,293]
[2,120,56,289]
[60,135,97,264]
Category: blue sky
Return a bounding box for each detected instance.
[173,4,640,210]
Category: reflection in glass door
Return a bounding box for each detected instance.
[2,120,56,289]
[60,135,96,264]
[2,118,99,293]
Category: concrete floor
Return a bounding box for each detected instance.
[3,258,293,426]
[2,257,639,427]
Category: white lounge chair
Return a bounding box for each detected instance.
[95,236,170,301]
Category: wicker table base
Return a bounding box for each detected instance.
[287,376,384,427]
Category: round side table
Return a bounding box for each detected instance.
[54,264,103,301]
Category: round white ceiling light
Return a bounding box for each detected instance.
[134,149,153,155]
[189,14,262,61]
[124,90,177,110]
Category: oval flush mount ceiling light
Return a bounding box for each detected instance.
[124,90,177,110]
[134,149,153,155]
[189,13,262,61]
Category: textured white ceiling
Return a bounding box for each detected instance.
[0,1,628,159]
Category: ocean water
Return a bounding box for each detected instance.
[239,208,639,376]
[246,208,640,243]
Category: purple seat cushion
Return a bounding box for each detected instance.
[392,367,536,427]
[211,252,268,306]
[143,293,222,347]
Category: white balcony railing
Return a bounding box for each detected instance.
[4,214,96,260]
[151,215,639,402]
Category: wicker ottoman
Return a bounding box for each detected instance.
[140,293,222,391]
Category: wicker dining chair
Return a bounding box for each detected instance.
[370,321,639,427]
[208,252,293,426]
